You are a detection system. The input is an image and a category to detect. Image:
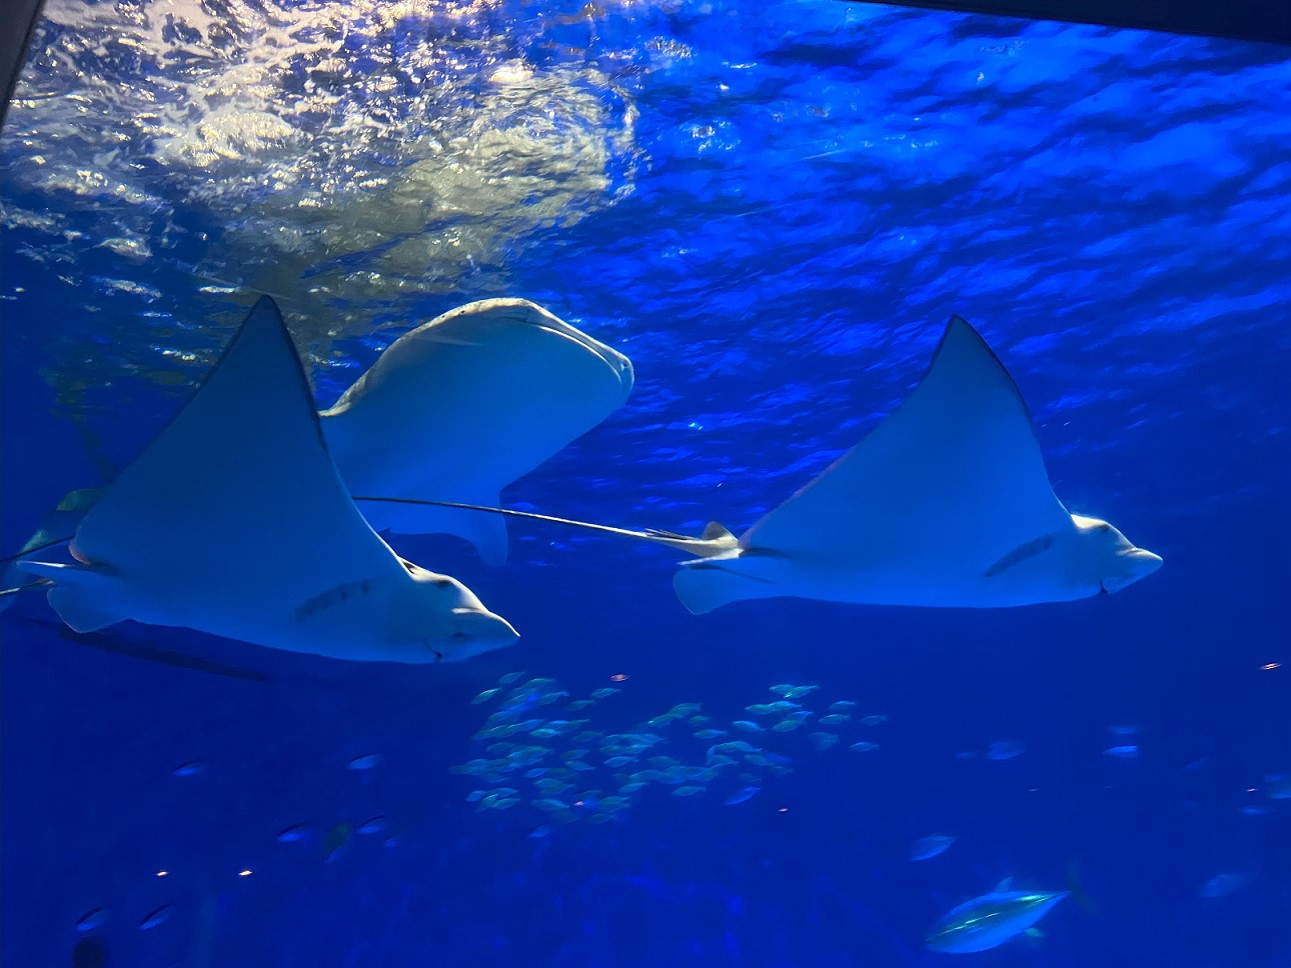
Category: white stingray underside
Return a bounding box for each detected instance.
[321,298,634,565]
[675,317,1074,612]
[26,298,413,649]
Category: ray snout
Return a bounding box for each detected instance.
[1120,546,1164,574]
[453,606,520,646]
[1102,545,1163,595]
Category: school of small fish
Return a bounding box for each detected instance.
[446,674,889,832]
[69,691,1283,950]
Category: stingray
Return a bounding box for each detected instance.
[387,315,1162,614]
[670,315,1164,614]
[321,297,634,565]
[1,299,631,576]
[16,297,519,663]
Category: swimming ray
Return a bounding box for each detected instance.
[2,299,632,577]
[370,316,1162,614]
[320,298,634,565]
[17,297,518,663]
[673,315,1162,613]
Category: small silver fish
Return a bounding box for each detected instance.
[590,687,620,700]
[850,741,880,753]
[829,700,857,712]
[1264,773,1291,800]
[694,729,726,740]
[809,731,839,751]
[1200,871,1254,898]
[498,671,525,684]
[926,880,1067,953]
[709,741,759,755]
[911,834,956,861]
[357,816,388,835]
[75,907,108,932]
[529,825,552,838]
[471,688,501,704]
[1103,745,1140,759]
[276,823,312,842]
[347,754,382,771]
[819,714,850,725]
[532,798,570,812]
[724,786,760,805]
[172,760,205,777]
[138,904,174,930]
[769,684,819,699]
[732,720,765,733]
[859,715,888,727]
[519,677,558,690]
[988,740,1025,761]
[672,785,705,796]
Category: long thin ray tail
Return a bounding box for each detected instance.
[1067,858,1098,916]
[0,577,53,598]
[0,535,74,566]
[351,496,739,559]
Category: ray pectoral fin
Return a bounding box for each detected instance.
[357,493,510,566]
[14,561,129,633]
[292,578,379,623]
[673,557,773,616]
[429,497,509,567]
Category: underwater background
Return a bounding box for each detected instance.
[1,0,1289,965]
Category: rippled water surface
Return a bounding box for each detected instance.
[2,1,1288,966]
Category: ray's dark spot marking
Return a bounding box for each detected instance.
[294,579,375,621]
[433,578,452,589]
[984,533,1057,577]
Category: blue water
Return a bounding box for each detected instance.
[2,1,1289,965]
